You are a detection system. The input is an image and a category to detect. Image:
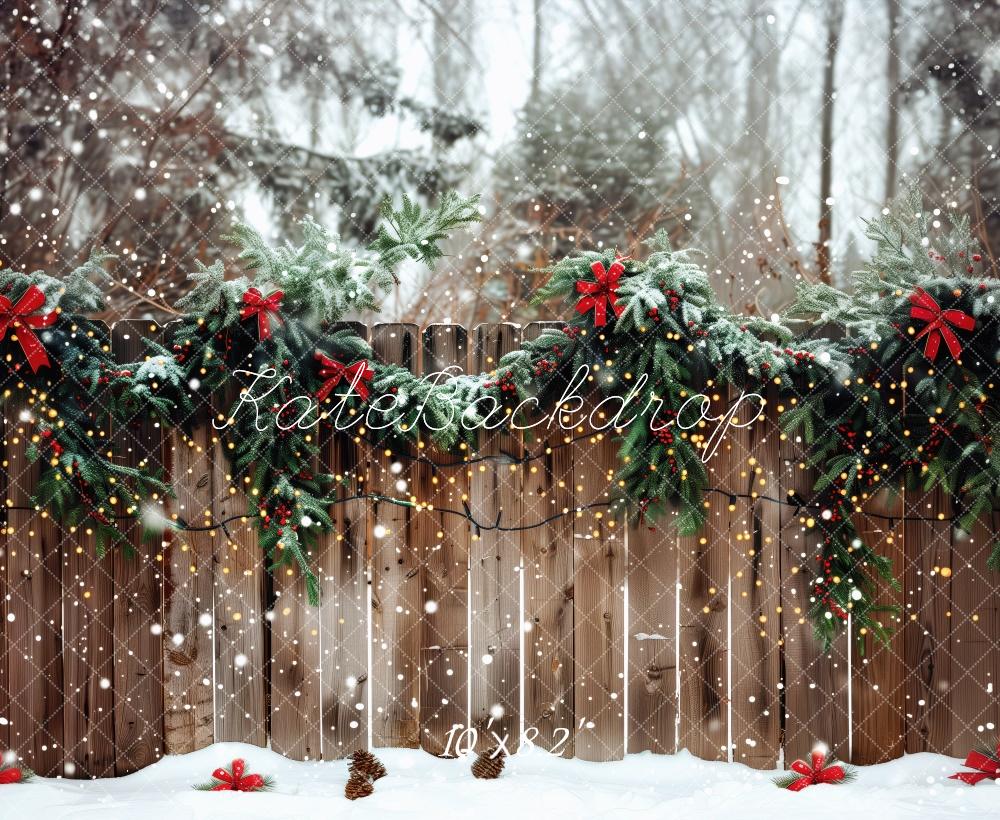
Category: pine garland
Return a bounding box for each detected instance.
[19,186,1000,653]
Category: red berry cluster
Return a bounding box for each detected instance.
[484,370,517,394]
[260,500,296,536]
[40,428,63,457]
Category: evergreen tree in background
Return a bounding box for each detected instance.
[489,81,705,318]
[919,0,1000,268]
[0,1,480,314]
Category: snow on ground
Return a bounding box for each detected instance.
[4,742,1000,820]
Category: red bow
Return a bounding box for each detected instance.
[576,260,626,327]
[210,758,266,792]
[909,287,975,362]
[315,351,373,402]
[240,287,284,340]
[950,744,1000,785]
[0,285,57,373]
[0,766,23,785]
[785,751,846,791]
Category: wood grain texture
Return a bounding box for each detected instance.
[209,383,267,748]
[319,322,369,759]
[851,487,905,763]
[0,405,7,756]
[418,324,471,755]
[904,487,954,754]
[110,321,165,774]
[369,323,421,749]
[522,321,575,755]
[469,324,521,750]
[573,423,625,761]
[949,507,1000,757]
[62,331,117,777]
[777,420,849,763]
[677,392,728,761]
[268,416,322,763]
[728,388,781,767]
[162,418,215,756]
[627,520,676,755]
[4,411,64,775]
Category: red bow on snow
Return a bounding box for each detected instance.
[576,260,626,327]
[0,765,25,785]
[909,287,976,362]
[950,744,1000,785]
[784,751,846,791]
[208,758,266,792]
[240,287,284,340]
[315,351,373,402]
[0,285,57,374]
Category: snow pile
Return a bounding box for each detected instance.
[4,742,999,820]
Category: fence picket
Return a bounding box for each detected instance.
[522,322,575,755]
[573,418,625,761]
[777,421,850,763]
[163,418,216,756]
[4,420,63,776]
[63,319,117,776]
[951,508,1000,756]
[469,324,521,750]
[729,388,781,767]
[209,382,267,748]
[627,520,676,755]
[369,323,422,749]
[110,321,165,774]
[418,324,471,755]
[904,487,955,754]
[319,322,370,758]
[678,391,729,761]
[851,487,905,764]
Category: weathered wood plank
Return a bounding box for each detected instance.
[5,414,64,776]
[523,322,575,755]
[851,487,905,763]
[110,321,165,774]
[162,419,215,756]
[950,508,1000,756]
[627,520,676,755]
[319,323,369,759]
[469,324,521,750]
[904,487,954,754]
[728,388,781,767]
[777,418,850,763]
[418,324,471,755]
[62,327,117,777]
[677,391,728,761]
[0,403,7,756]
[573,422,625,761]
[369,323,421,749]
[209,383,267,747]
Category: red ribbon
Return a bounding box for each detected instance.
[210,758,266,792]
[0,285,57,373]
[0,766,23,785]
[576,260,625,327]
[785,751,846,791]
[909,287,975,362]
[950,745,1000,785]
[240,287,284,340]
[315,351,373,402]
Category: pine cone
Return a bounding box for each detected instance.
[349,749,387,781]
[345,772,374,800]
[471,746,506,780]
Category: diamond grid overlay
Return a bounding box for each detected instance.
[0,0,997,793]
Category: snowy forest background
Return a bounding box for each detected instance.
[1,0,998,323]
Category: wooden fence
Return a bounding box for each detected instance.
[0,320,997,778]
